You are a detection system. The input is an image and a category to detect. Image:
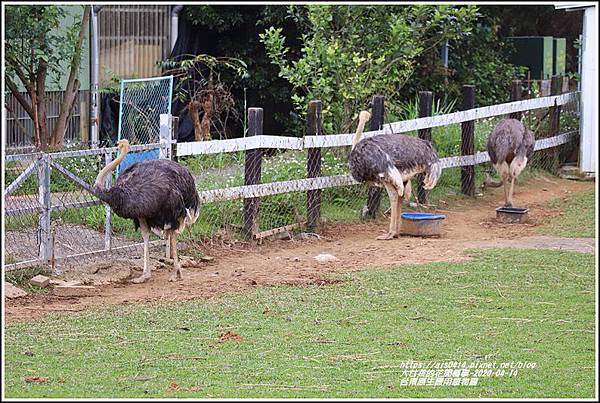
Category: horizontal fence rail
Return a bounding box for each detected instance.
[177,135,304,156]
[309,92,579,148]
[196,130,577,204]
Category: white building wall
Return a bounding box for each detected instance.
[579,5,597,173]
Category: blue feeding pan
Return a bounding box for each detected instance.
[496,207,529,224]
[117,149,160,174]
[400,212,447,237]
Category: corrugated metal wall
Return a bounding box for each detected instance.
[5,91,89,151]
[98,5,171,85]
[5,5,172,149]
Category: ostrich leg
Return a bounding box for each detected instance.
[377,183,399,240]
[395,188,404,236]
[165,232,171,259]
[168,231,183,282]
[133,218,152,283]
[404,180,412,205]
[507,176,516,207]
[497,162,511,207]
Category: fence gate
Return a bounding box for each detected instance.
[117,76,174,172]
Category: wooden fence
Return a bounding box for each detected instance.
[4,80,580,271]
[173,85,578,239]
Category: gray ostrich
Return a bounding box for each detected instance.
[349,111,442,240]
[93,139,200,283]
[485,118,535,207]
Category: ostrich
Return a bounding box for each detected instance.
[93,139,200,283]
[485,118,535,207]
[349,111,442,240]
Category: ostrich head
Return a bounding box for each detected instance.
[352,110,372,149]
[116,139,130,154]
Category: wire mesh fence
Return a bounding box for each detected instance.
[3,83,581,274]
[116,76,174,171]
[117,76,174,145]
[4,144,168,272]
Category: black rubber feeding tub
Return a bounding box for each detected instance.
[496,207,529,224]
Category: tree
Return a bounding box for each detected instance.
[179,5,303,136]
[403,12,527,107]
[160,54,248,141]
[5,5,90,151]
[260,5,478,134]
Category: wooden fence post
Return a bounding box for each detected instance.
[365,95,385,219]
[416,91,433,205]
[243,107,263,239]
[509,80,522,120]
[550,75,563,135]
[306,100,322,232]
[461,85,476,197]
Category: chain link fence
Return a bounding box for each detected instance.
[4,144,169,273]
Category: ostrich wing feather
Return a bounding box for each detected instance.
[349,134,439,184]
[487,118,534,164]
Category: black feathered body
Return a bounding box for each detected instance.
[487,119,535,165]
[96,159,199,232]
[349,134,440,186]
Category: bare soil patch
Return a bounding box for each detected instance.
[5,176,595,323]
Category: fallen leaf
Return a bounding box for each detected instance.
[218,331,245,343]
[24,376,48,384]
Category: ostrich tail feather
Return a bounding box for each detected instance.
[423,162,442,190]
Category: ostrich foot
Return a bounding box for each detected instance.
[168,273,183,282]
[376,232,397,240]
[504,201,513,208]
[132,274,150,284]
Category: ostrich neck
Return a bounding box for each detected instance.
[94,146,128,189]
[352,120,368,149]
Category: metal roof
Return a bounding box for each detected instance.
[555,3,595,11]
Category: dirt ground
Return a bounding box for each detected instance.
[5,176,595,323]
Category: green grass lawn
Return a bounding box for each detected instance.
[538,188,596,238]
[4,248,595,398]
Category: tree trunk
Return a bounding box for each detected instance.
[189,100,203,141]
[200,93,213,141]
[51,5,91,150]
[36,60,49,151]
[5,77,39,147]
